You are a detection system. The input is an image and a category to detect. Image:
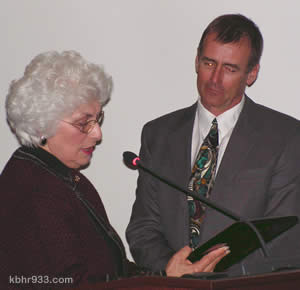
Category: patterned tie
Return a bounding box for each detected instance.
[188,118,219,248]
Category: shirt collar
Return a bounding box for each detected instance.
[197,95,245,141]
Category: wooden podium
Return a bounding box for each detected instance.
[72,269,300,289]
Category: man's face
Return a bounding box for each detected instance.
[195,33,259,116]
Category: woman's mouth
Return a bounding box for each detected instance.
[81,146,95,155]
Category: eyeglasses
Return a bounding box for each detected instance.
[61,110,104,134]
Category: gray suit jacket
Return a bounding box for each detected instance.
[126,96,300,274]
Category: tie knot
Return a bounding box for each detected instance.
[208,118,218,147]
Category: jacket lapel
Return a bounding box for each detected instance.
[215,97,260,191]
[200,97,262,240]
[167,103,197,188]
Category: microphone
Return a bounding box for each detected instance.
[123,151,299,275]
[123,151,141,169]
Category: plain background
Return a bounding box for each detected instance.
[1,1,300,260]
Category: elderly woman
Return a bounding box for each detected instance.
[0,51,229,289]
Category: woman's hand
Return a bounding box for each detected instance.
[165,245,230,277]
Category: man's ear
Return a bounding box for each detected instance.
[195,55,200,74]
[246,64,260,87]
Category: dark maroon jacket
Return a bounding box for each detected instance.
[0,146,143,289]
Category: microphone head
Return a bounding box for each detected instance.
[123,151,140,169]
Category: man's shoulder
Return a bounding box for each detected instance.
[144,102,197,130]
[245,97,300,129]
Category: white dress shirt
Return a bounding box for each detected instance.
[191,96,245,176]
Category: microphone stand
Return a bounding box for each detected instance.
[129,152,270,257]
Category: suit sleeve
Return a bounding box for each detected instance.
[240,123,300,268]
[126,124,176,271]
[263,125,300,255]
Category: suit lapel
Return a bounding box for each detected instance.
[200,97,262,240]
[214,97,260,191]
[157,103,197,247]
[167,103,197,188]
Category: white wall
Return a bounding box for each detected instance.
[1,0,300,260]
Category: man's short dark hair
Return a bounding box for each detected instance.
[197,14,263,72]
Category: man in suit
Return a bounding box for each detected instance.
[126,14,300,275]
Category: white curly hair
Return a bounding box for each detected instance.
[6,50,113,147]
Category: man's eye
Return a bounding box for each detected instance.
[202,61,214,68]
[225,65,236,73]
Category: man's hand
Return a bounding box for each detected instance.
[165,245,230,277]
